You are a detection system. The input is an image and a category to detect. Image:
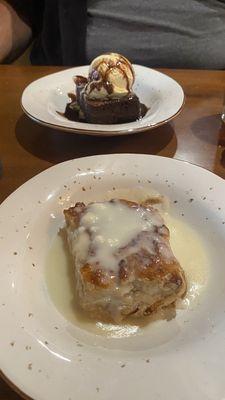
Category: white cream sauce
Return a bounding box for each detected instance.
[78,200,162,270]
[164,213,208,310]
[46,212,209,338]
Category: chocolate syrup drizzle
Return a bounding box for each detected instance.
[88,54,134,96]
[60,55,148,124]
[74,75,88,86]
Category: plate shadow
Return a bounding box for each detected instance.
[191,114,223,146]
[16,114,177,163]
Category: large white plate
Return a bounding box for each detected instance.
[1,154,225,400]
[21,66,184,136]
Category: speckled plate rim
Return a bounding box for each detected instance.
[1,154,225,400]
[21,96,185,136]
[21,65,185,136]
[21,97,185,137]
[0,370,32,400]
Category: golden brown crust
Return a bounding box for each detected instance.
[80,264,115,289]
[64,199,186,293]
[64,198,187,321]
[63,202,86,228]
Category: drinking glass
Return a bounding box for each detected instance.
[222,91,225,123]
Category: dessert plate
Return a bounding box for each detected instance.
[21,65,184,136]
[1,154,225,400]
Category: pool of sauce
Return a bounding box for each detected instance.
[46,208,209,339]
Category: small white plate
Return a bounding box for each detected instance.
[21,66,184,136]
[1,154,225,400]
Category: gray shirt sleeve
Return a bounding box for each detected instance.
[86,0,225,69]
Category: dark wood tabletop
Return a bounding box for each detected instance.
[0,65,225,399]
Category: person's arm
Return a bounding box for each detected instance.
[0,0,32,63]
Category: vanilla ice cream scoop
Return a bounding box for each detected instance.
[85,53,135,100]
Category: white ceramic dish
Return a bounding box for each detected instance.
[1,154,225,400]
[21,66,184,136]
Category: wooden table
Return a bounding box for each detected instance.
[0,65,225,399]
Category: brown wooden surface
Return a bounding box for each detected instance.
[0,65,225,399]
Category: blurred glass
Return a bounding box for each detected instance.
[222,91,225,123]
